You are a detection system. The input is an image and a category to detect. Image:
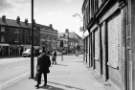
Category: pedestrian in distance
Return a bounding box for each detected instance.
[52,50,57,65]
[61,51,63,61]
[35,49,51,88]
[61,48,65,61]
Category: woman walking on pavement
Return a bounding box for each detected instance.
[52,50,57,65]
[35,48,51,88]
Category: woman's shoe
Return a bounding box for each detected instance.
[35,84,39,88]
[43,84,47,87]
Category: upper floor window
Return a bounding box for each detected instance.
[1,35,5,42]
[1,27,5,32]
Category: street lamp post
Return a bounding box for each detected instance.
[30,0,34,79]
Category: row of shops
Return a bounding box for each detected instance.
[0,44,23,57]
[82,0,135,90]
[0,44,41,57]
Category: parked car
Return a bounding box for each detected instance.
[22,49,31,57]
[22,48,40,57]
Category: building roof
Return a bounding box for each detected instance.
[0,16,58,34]
[69,32,82,40]
[37,24,57,32]
[0,17,34,29]
[0,18,29,28]
[6,19,20,27]
[58,32,82,41]
[20,21,31,28]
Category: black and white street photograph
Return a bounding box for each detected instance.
[0,0,133,90]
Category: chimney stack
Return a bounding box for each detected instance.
[49,24,53,28]
[16,16,20,23]
[25,19,28,24]
[2,15,6,22]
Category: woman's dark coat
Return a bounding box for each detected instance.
[37,53,51,73]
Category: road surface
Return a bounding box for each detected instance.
[0,57,32,86]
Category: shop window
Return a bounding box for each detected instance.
[107,14,122,68]
[94,29,100,60]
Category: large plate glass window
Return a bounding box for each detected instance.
[107,13,122,68]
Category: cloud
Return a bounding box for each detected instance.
[9,0,30,5]
[63,0,73,3]
[0,0,29,12]
[0,0,31,20]
[0,0,12,11]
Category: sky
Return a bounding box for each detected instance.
[0,0,83,37]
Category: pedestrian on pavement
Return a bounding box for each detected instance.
[52,50,57,65]
[35,48,51,88]
[61,51,63,61]
[61,48,64,61]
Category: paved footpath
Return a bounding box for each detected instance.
[2,55,119,90]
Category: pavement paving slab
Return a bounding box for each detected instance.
[1,55,120,90]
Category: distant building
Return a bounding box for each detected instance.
[0,15,58,57]
[37,24,58,52]
[0,16,39,57]
[58,30,83,54]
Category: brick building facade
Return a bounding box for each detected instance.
[38,24,58,52]
[0,16,59,57]
[0,16,40,57]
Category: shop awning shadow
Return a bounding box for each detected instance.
[48,81,85,90]
[38,85,64,90]
[56,64,68,67]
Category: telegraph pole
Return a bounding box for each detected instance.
[30,0,34,79]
